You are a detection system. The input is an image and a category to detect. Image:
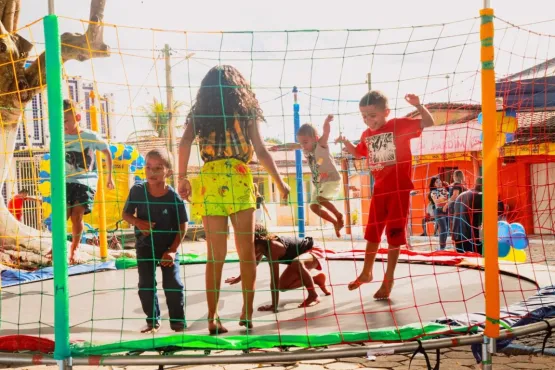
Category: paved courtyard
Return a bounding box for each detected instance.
[3,347,555,369]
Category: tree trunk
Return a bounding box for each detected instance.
[0,0,127,267]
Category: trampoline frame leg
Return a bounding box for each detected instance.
[481,336,496,370]
[57,358,72,370]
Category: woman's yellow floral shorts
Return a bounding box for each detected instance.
[191,158,256,219]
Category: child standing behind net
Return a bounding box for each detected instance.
[271,115,344,237]
[47,99,115,264]
[122,149,188,334]
[178,65,290,335]
[336,91,434,299]
[8,189,41,221]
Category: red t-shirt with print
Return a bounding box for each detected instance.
[355,117,422,192]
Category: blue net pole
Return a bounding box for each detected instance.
[292,86,305,238]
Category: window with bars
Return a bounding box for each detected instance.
[101,100,107,136]
[16,120,26,145]
[31,94,45,145]
[84,91,91,130]
[15,157,42,229]
[68,80,79,102]
[1,183,7,206]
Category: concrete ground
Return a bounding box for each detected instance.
[3,347,555,369]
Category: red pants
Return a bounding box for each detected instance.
[364,190,411,246]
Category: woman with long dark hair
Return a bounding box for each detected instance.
[428,176,449,250]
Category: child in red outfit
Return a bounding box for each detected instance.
[336,91,435,299]
[8,189,41,221]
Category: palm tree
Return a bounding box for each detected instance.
[140,97,186,138]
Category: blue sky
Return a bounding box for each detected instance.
[18,0,555,146]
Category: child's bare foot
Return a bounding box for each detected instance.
[238,319,253,329]
[348,273,372,291]
[333,222,342,238]
[140,322,160,334]
[333,214,344,238]
[337,213,344,228]
[298,289,320,308]
[239,312,253,329]
[170,323,187,332]
[313,273,331,295]
[373,279,394,300]
[208,317,228,335]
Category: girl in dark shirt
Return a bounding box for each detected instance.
[226,224,331,312]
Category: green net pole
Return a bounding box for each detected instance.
[44,14,70,361]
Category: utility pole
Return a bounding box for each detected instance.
[366,72,372,91]
[164,44,178,186]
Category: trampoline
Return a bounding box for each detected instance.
[1,258,537,354]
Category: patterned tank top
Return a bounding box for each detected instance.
[305,144,341,185]
[198,118,254,164]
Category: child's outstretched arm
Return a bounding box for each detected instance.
[256,261,280,312]
[269,142,301,151]
[122,189,155,236]
[122,212,155,236]
[178,123,195,201]
[225,252,263,285]
[335,135,361,158]
[26,196,42,204]
[318,114,333,148]
[268,261,281,312]
[405,94,435,128]
[101,148,115,189]
[250,121,290,199]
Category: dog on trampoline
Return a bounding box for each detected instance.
[225,224,331,312]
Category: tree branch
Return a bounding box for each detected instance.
[0,0,112,259]
[24,0,109,100]
[1,0,17,33]
[0,1,7,30]
[12,0,18,32]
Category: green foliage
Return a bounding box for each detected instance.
[352,209,359,225]
[140,97,186,138]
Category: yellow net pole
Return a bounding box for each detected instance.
[90,90,108,259]
[480,3,500,344]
